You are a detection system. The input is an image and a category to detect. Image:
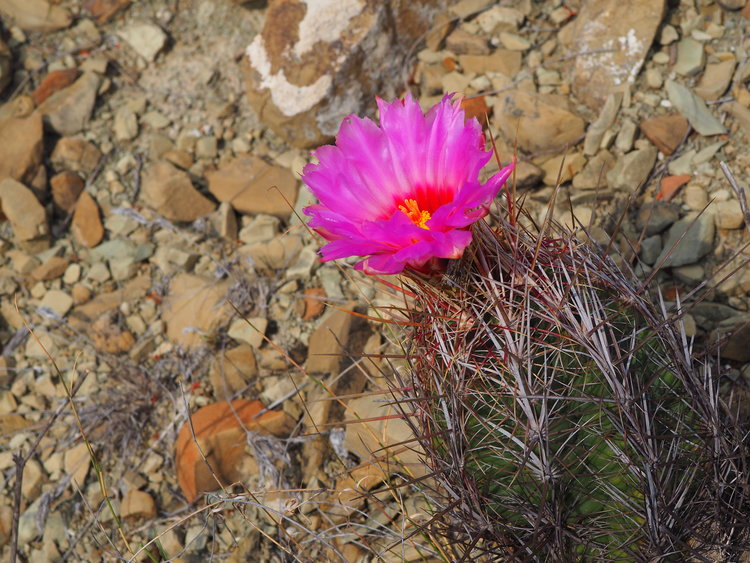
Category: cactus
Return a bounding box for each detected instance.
[398,211,750,561]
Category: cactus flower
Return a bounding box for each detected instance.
[302,94,514,275]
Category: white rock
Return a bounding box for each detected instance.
[118,23,167,62]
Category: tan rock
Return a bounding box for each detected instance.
[242,0,447,148]
[82,0,131,23]
[90,311,135,354]
[50,137,102,176]
[209,344,259,400]
[493,90,585,153]
[64,442,90,486]
[297,287,327,320]
[723,101,750,138]
[541,152,586,186]
[142,161,216,222]
[640,113,689,155]
[0,38,10,94]
[0,113,43,185]
[0,0,72,32]
[162,273,231,349]
[240,235,303,271]
[68,274,149,330]
[72,191,104,248]
[121,489,157,520]
[32,256,69,281]
[206,155,298,218]
[31,68,78,106]
[0,178,48,244]
[446,27,491,55]
[21,459,44,501]
[458,51,522,77]
[695,59,735,102]
[570,0,665,110]
[0,504,11,547]
[36,72,100,136]
[175,399,295,502]
[50,171,84,212]
[307,306,354,374]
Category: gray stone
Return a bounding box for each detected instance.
[636,202,679,236]
[584,93,623,155]
[572,150,616,190]
[113,106,138,142]
[673,264,705,285]
[614,119,637,152]
[656,215,715,267]
[667,149,696,176]
[639,235,662,266]
[665,80,726,136]
[673,38,704,76]
[606,146,657,191]
[36,72,100,136]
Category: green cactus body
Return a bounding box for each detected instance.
[405,219,750,561]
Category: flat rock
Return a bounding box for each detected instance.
[656,215,715,267]
[541,152,586,186]
[445,27,490,55]
[606,146,657,191]
[583,93,622,155]
[72,191,104,248]
[572,149,615,190]
[637,202,679,236]
[307,306,355,374]
[36,72,100,136]
[640,113,689,155]
[50,137,102,176]
[665,80,726,136]
[82,0,131,23]
[64,442,90,486]
[0,178,48,243]
[0,113,43,185]
[142,160,216,222]
[242,0,446,148]
[673,37,705,77]
[121,490,157,520]
[162,273,231,349]
[570,0,665,110]
[31,68,78,106]
[0,39,10,94]
[50,171,84,212]
[695,59,735,102]
[0,0,71,32]
[32,256,69,281]
[493,90,584,153]
[714,200,744,230]
[458,51,521,76]
[209,344,258,400]
[175,399,294,502]
[722,101,750,137]
[118,23,167,62]
[207,155,298,218]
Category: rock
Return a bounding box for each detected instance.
[0,178,49,245]
[21,459,43,501]
[684,184,708,211]
[242,0,447,148]
[0,39,10,94]
[32,256,69,281]
[64,442,90,486]
[227,316,268,349]
[82,0,131,22]
[175,399,294,502]
[656,215,715,267]
[240,234,303,271]
[718,0,746,9]
[118,23,167,62]
[297,287,327,321]
[570,0,665,110]
[209,344,258,399]
[636,202,679,236]
[614,119,637,152]
[141,161,216,222]
[657,174,690,202]
[722,323,750,363]
[162,274,231,349]
[50,171,84,212]
[673,37,704,77]
[640,113,689,155]
[195,136,218,159]
[0,113,43,185]
[0,0,71,32]
[72,191,104,248]
[113,106,138,142]
[639,235,663,265]
[445,28,490,55]
[50,137,102,176]
[345,395,426,478]
[572,150,616,190]
[498,31,530,51]
[665,80,726,136]
[36,72,100,136]
[39,289,73,317]
[695,59,736,101]
[163,149,193,170]
[645,67,663,89]
[606,146,657,191]
[307,306,355,374]
[514,161,544,188]
[0,504,11,547]
[583,93,622,155]
[722,101,750,137]
[458,51,522,77]
[90,311,135,354]
[121,490,157,520]
[540,152,586,186]
[31,68,78,106]
[449,0,493,18]
[714,201,744,230]
[212,202,237,240]
[476,6,524,33]
[207,155,298,218]
[493,91,584,153]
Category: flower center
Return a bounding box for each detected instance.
[398,199,431,229]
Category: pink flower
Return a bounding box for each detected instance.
[302,94,515,275]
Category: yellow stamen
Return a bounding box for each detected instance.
[398,199,431,229]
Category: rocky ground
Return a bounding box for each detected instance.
[1,0,750,561]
